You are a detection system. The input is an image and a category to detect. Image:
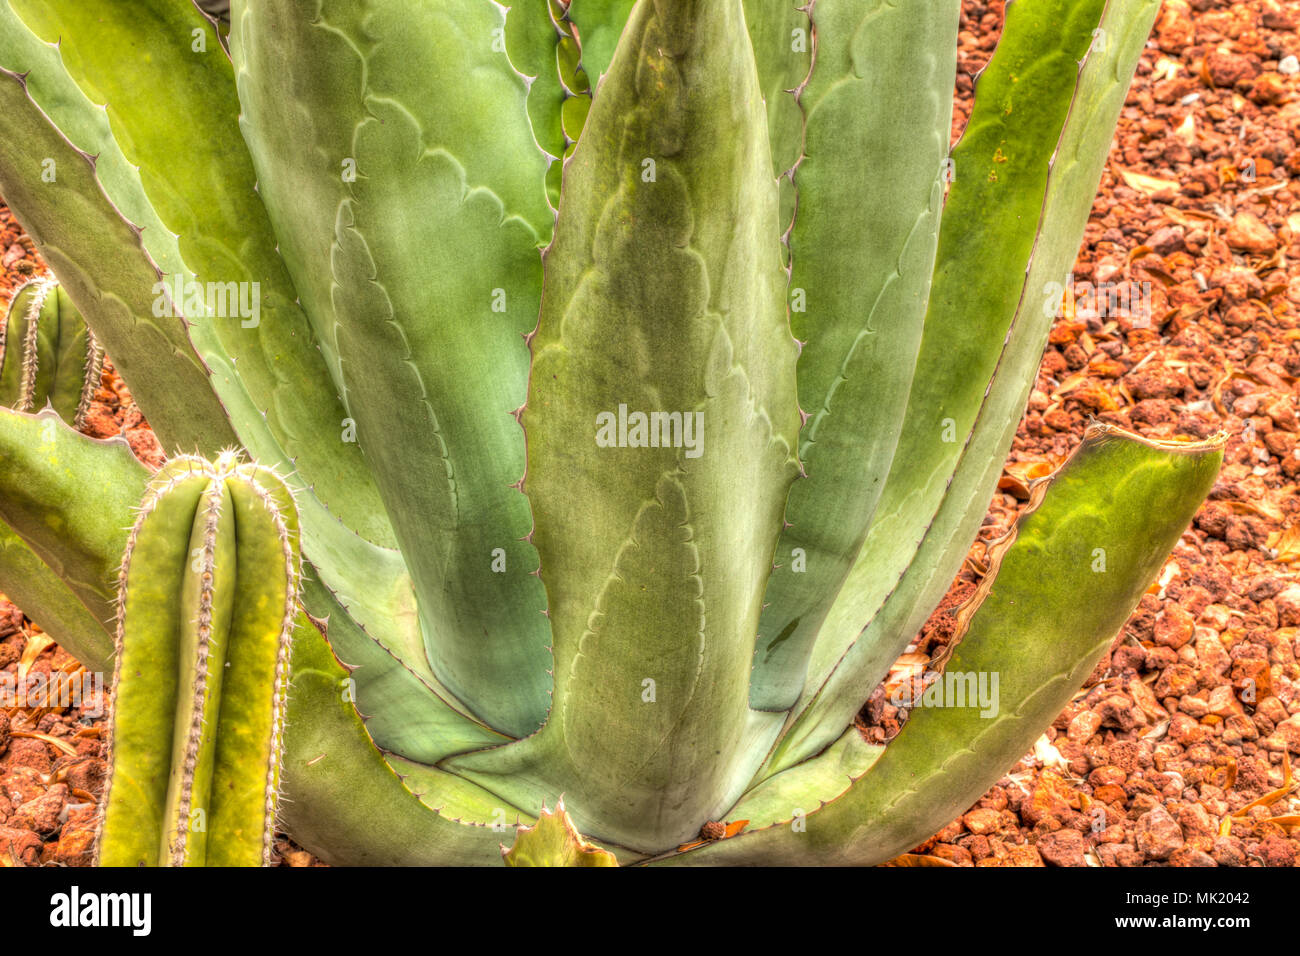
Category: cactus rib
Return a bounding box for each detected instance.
[14,276,48,412]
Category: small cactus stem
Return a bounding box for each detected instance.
[165,475,228,867]
[95,454,300,867]
[74,330,105,430]
[15,276,52,412]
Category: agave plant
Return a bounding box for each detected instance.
[0,0,1222,866]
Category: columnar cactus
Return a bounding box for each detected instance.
[94,453,299,867]
[0,0,1222,866]
[0,277,102,427]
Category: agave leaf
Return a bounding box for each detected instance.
[721,724,882,831]
[448,0,800,851]
[0,407,150,650]
[280,616,525,866]
[6,0,395,548]
[0,69,237,455]
[740,0,810,245]
[662,426,1222,864]
[565,0,637,87]
[0,2,185,275]
[504,0,579,192]
[770,0,1164,772]
[502,801,620,867]
[0,521,112,666]
[749,0,962,712]
[232,0,554,737]
[300,575,507,765]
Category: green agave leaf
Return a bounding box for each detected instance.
[7,0,395,548]
[565,0,637,87]
[0,1,186,276]
[232,0,554,737]
[300,574,508,765]
[0,519,112,665]
[722,724,882,832]
[448,0,801,852]
[0,3,408,609]
[662,426,1222,864]
[502,801,620,866]
[505,0,586,194]
[769,0,1165,773]
[740,0,809,248]
[749,0,962,712]
[0,407,149,651]
[506,1,566,160]
[0,69,236,455]
[281,617,533,866]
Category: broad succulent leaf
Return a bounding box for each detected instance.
[503,801,619,867]
[279,616,528,866]
[748,0,962,711]
[448,0,800,851]
[504,0,592,205]
[769,0,1165,773]
[740,0,809,247]
[0,407,149,648]
[4,0,395,548]
[663,425,1223,864]
[0,520,112,659]
[231,0,555,736]
[565,0,637,87]
[0,68,236,455]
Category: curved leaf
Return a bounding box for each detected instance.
[448,0,800,851]
[232,0,554,736]
[770,0,1164,773]
[6,0,395,547]
[749,0,962,711]
[663,426,1222,864]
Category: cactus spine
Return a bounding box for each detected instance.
[0,277,103,426]
[94,453,299,867]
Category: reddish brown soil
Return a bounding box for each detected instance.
[3,0,1299,867]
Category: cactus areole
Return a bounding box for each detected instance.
[0,0,1219,866]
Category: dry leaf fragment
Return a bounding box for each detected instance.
[1271,524,1300,563]
[9,729,78,757]
[17,633,54,684]
[1118,167,1179,195]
